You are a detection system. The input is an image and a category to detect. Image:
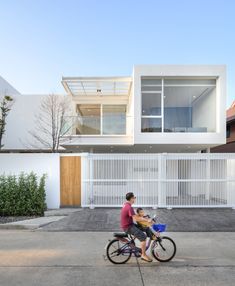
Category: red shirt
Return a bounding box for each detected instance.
[120,202,135,230]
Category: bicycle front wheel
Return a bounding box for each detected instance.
[106,239,132,264]
[151,236,176,262]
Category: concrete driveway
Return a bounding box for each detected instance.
[0,230,235,286]
[41,208,235,232]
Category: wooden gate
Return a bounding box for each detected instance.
[60,156,81,207]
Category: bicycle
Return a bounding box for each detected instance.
[104,216,176,264]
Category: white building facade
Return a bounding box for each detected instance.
[1,65,226,153]
[61,65,226,153]
[0,66,233,209]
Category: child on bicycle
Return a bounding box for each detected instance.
[135,208,156,240]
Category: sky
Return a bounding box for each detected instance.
[0,0,234,107]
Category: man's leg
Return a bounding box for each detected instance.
[140,240,147,256]
[127,225,152,261]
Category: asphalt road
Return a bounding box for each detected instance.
[0,230,235,286]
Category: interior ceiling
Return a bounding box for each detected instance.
[77,104,100,116]
[77,104,126,116]
[164,86,215,107]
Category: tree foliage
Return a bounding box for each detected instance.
[0,95,14,149]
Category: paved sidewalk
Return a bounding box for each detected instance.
[0,209,78,230]
[1,216,66,230]
[41,208,235,232]
[0,230,234,286]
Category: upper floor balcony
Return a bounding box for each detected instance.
[65,114,133,136]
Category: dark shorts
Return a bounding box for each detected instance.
[137,225,155,239]
[124,224,147,242]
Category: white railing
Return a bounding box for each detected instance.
[81,153,235,208]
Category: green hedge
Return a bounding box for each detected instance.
[0,172,47,216]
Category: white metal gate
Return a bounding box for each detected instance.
[81,153,235,208]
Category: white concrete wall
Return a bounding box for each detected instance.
[3,94,49,149]
[0,76,20,95]
[3,92,134,149]
[0,154,60,209]
[3,94,72,150]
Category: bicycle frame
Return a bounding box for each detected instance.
[116,231,161,257]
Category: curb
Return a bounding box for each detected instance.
[0,224,28,230]
[0,216,66,230]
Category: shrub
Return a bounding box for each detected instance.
[0,172,47,216]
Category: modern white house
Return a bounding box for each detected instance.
[59,65,226,153]
[1,65,227,153]
[1,65,234,210]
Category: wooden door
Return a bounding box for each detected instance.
[60,156,81,206]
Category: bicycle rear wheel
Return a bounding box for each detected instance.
[151,236,176,262]
[106,239,132,264]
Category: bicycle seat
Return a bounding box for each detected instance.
[113,232,128,238]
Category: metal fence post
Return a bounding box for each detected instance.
[158,154,162,208]
[206,156,210,201]
[89,155,95,209]
[162,153,167,208]
[158,153,167,208]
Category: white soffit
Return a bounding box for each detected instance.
[62,77,132,97]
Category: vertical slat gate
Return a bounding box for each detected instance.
[81,153,235,208]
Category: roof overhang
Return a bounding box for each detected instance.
[61,76,132,97]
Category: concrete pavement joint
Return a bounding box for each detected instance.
[135,256,145,286]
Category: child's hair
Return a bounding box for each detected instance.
[136,207,143,214]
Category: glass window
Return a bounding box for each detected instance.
[227,125,231,138]
[141,77,217,133]
[102,105,126,135]
[141,77,162,132]
[141,118,162,133]
[164,80,216,133]
[141,78,162,86]
[76,104,101,134]
[164,79,216,86]
[142,92,161,116]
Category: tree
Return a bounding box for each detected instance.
[0,95,14,150]
[29,94,73,152]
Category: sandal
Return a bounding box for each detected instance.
[141,256,153,262]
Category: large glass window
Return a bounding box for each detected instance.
[76,104,101,134]
[103,105,126,135]
[164,79,216,133]
[141,77,216,133]
[75,104,127,135]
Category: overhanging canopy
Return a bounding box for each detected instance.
[62,76,132,97]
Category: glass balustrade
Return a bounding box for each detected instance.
[64,115,132,136]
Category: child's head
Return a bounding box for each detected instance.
[136,207,145,217]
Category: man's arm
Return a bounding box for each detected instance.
[133,215,152,224]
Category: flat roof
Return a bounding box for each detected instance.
[62,76,132,97]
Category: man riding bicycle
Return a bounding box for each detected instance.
[120,192,153,262]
